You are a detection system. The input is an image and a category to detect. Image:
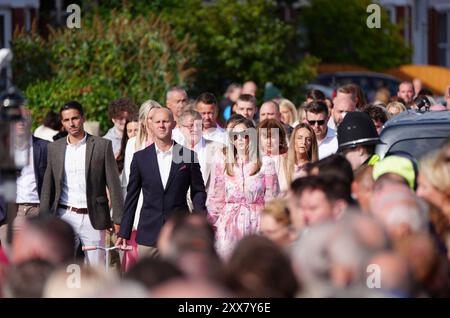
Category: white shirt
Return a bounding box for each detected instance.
[318,127,338,160]
[60,134,88,208]
[155,142,174,189]
[327,116,336,131]
[34,125,58,142]
[203,126,226,144]
[122,136,144,229]
[16,142,39,204]
[171,128,184,145]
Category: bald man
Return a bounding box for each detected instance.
[117,108,207,258]
[330,95,356,129]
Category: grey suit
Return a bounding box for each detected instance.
[39,134,124,230]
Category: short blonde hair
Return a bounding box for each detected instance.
[419,143,450,195]
[386,102,407,118]
[262,198,291,227]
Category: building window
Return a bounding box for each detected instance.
[437,10,449,67]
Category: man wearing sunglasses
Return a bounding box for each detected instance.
[305,101,338,159]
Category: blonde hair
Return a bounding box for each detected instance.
[279,99,298,126]
[386,101,407,118]
[419,143,450,196]
[135,100,162,150]
[286,123,318,183]
[262,198,291,227]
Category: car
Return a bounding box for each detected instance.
[314,71,401,102]
[376,109,450,160]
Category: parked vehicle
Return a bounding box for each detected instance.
[376,110,450,160]
[314,71,401,102]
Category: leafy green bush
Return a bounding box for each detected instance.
[12,12,196,134]
[87,0,319,103]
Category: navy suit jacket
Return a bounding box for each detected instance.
[0,136,48,225]
[119,142,207,246]
[32,136,49,198]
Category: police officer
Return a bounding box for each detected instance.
[337,112,380,171]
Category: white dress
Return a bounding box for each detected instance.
[123,136,146,230]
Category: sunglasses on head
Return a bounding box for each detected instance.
[307,120,326,126]
[232,131,250,141]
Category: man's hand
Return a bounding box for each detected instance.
[115,237,128,249]
[107,224,121,234]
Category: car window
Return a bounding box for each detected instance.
[388,137,448,160]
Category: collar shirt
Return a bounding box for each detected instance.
[318,127,338,160]
[155,142,174,189]
[203,126,226,145]
[103,127,122,157]
[60,134,88,208]
[16,139,39,203]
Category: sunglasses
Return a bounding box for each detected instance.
[232,131,250,141]
[307,120,326,126]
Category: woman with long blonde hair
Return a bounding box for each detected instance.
[207,117,280,259]
[286,123,318,183]
[121,99,161,272]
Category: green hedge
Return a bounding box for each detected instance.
[12,13,196,134]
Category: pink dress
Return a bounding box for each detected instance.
[207,156,280,258]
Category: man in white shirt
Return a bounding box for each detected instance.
[305,101,338,160]
[40,101,124,266]
[178,109,222,192]
[194,92,226,145]
[166,86,189,127]
[0,107,49,254]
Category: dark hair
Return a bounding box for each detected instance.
[115,119,137,173]
[224,235,299,297]
[291,174,352,204]
[314,153,354,185]
[305,101,329,117]
[27,215,76,265]
[417,88,433,96]
[42,110,62,131]
[225,113,246,127]
[306,89,326,102]
[257,119,288,155]
[414,95,431,111]
[107,97,137,120]
[60,101,84,117]
[237,94,257,107]
[195,92,217,106]
[389,96,407,106]
[363,104,388,124]
[125,258,184,290]
[4,259,55,298]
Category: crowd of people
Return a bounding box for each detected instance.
[0,80,449,298]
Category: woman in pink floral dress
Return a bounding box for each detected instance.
[207,117,280,259]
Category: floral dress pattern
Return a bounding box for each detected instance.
[206,155,280,259]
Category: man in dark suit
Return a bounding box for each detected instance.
[39,101,124,266]
[117,107,207,258]
[0,107,49,254]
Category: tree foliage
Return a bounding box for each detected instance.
[12,12,196,133]
[88,0,319,102]
[300,0,412,70]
